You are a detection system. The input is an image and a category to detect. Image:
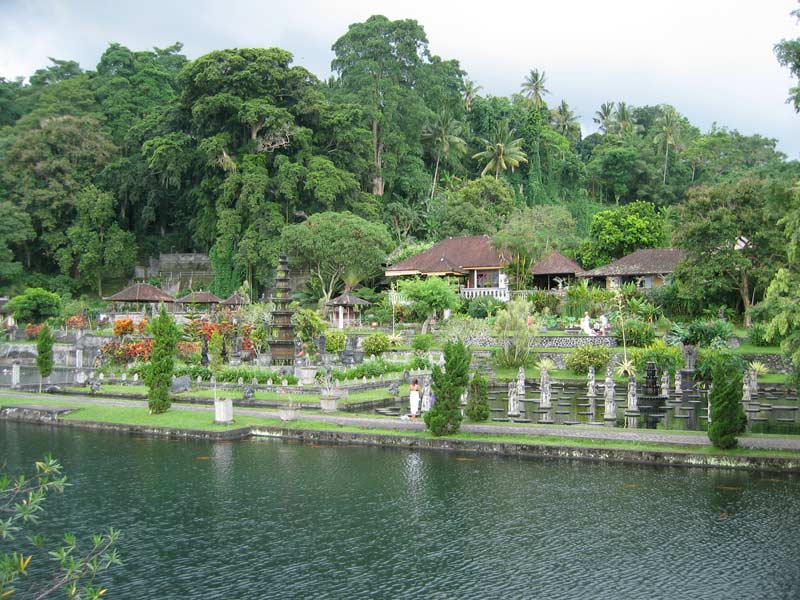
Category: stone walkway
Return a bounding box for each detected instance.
[3,390,800,451]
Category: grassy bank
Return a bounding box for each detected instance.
[2,397,799,460]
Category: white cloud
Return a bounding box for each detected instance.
[1,0,798,156]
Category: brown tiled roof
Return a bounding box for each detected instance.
[105,283,175,303]
[579,248,685,278]
[177,291,222,304]
[326,292,372,307]
[386,236,507,275]
[221,291,248,306]
[531,250,583,275]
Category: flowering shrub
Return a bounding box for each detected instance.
[102,338,154,363]
[25,323,43,340]
[65,315,89,329]
[136,318,149,334]
[177,341,200,362]
[113,318,134,337]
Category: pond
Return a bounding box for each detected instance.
[2,421,800,599]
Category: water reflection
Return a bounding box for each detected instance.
[2,422,799,599]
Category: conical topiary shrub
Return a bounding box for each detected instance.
[424,339,471,436]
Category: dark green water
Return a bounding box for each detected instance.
[2,422,800,599]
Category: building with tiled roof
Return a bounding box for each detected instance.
[578,248,685,289]
[531,250,583,289]
[385,236,510,301]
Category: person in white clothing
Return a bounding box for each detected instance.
[409,378,421,420]
[580,312,595,336]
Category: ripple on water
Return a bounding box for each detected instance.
[2,423,800,599]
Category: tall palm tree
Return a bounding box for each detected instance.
[472,120,528,179]
[613,102,638,138]
[653,105,681,185]
[463,79,482,112]
[550,100,581,140]
[593,101,615,134]
[520,68,550,108]
[422,111,467,201]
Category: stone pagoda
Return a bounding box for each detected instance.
[268,254,295,366]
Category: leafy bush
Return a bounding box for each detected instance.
[565,345,611,375]
[527,291,560,315]
[216,367,298,385]
[629,340,683,375]
[411,334,434,352]
[681,319,735,347]
[696,348,745,381]
[708,360,747,449]
[325,329,347,353]
[331,357,404,380]
[614,319,655,347]
[292,309,326,345]
[173,364,212,381]
[563,280,614,318]
[6,288,62,324]
[464,296,505,319]
[465,372,489,421]
[494,298,534,367]
[747,324,773,347]
[408,354,431,370]
[143,307,180,414]
[362,332,391,356]
[113,318,134,337]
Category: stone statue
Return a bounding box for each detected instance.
[661,370,670,398]
[587,366,597,397]
[604,372,616,422]
[507,380,520,417]
[674,370,682,396]
[517,367,526,399]
[540,367,552,409]
[627,375,638,411]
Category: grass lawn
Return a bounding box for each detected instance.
[733,342,783,355]
[65,383,409,405]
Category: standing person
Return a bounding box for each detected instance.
[599,313,609,336]
[580,312,594,336]
[409,378,421,421]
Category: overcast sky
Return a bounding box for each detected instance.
[2,0,799,157]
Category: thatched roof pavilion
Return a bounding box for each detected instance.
[326,292,371,330]
[176,291,222,304]
[221,291,248,306]
[105,283,175,303]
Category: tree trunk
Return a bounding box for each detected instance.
[97,274,103,298]
[430,152,441,202]
[740,270,752,328]
[371,119,384,196]
[662,143,669,185]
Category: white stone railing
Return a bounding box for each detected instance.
[459,287,510,301]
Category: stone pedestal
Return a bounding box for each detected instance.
[295,366,317,385]
[214,397,234,425]
[75,349,84,369]
[278,407,298,421]
[11,363,20,388]
[320,395,339,412]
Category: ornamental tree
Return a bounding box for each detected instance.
[5,288,62,324]
[708,361,747,449]
[424,339,471,436]
[143,305,179,414]
[36,323,54,393]
[281,211,393,303]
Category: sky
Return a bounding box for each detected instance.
[2,0,799,157]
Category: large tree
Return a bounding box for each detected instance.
[331,15,433,196]
[674,178,788,324]
[775,4,800,112]
[62,186,136,295]
[281,211,393,303]
[472,120,528,180]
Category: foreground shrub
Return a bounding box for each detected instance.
[465,372,489,421]
[325,329,347,353]
[464,296,505,319]
[143,306,180,414]
[362,332,391,356]
[217,366,298,385]
[614,318,655,347]
[708,362,747,449]
[565,345,611,375]
[629,340,683,375]
[425,340,471,436]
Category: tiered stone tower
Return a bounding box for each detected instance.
[268,254,295,365]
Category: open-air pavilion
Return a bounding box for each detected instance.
[326,292,371,330]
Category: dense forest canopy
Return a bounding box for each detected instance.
[1,13,798,316]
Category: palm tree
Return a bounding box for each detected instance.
[593,101,615,133]
[472,120,528,179]
[613,102,638,138]
[551,100,581,140]
[653,105,681,184]
[463,79,482,112]
[520,68,550,108]
[422,111,467,201]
